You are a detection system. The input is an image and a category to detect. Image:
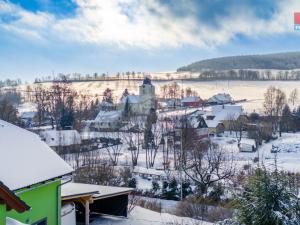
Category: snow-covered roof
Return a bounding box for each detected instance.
[20,111,36,119]
[40,129,81,147]
[205,120,223,128]
[17,102,37,115]
[240,139,256,146]
[94,110,122,122]
[0,120,73,191]
[186,110,207,128]
[208,93,233,103]
[210,105,243,121]
[121,95,140,104]
[158,108,200,119]
[62,183,132,200]
[181,96,202,103]
[99,101,114,107]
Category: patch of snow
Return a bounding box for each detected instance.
[91,206,213,225]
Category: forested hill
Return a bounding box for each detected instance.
[177,52,300,72]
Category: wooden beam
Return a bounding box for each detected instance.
[85,199,90,225]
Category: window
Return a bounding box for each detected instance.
[32,218,47,225]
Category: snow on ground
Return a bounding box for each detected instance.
[91,206,214,225]
[212,132,300,173]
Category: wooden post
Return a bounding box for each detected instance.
[85,200,89,225]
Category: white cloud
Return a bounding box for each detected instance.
[0,0,299,49]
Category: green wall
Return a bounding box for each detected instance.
[0,204,5,225]
[6,179,61,225]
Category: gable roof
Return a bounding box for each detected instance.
[94,110,122,122]
[211,105,243,121]
[208,93,233,103]
[121,95,140,104]
[0,182,30,213]
[0,120,73,191]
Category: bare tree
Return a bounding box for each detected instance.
[263,86,286,133]
[234,116,247,141]
[104,132,123,166]
[183,141,235,195]
[145,122,163,168]
[122,116,144,167]
[288,88,298,107]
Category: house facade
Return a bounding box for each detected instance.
[181,96,203,108]
[89,110,124,131]
[0,120,73,225]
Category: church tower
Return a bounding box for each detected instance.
[139,77,155,97]
[139,77,156,114]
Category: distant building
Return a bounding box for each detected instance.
[181,96,203,108]
[204,105,246,132]
[119,77,156,115]
[174,110,209,140]
[238,139,257,152]
[208,93,233,105]
[40,129,81,153]
[205,120,225,136]
[89,110,124,131]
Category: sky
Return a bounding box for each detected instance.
[0,0,300,81]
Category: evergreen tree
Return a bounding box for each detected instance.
[128,177,137,188]
[235,168,300,225]
[182,180,193,198]
[123,97,131,118]
[166,177,180,200]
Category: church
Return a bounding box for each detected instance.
[119,77,156,115]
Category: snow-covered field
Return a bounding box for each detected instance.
[19,80,300,113]
[91,206,213,225]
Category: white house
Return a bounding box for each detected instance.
[208,93,233,104]
[39,129,81,152]
[89,110,124,131]
[119,77,156,115]
[204,105,245,131]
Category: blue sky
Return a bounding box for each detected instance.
[0,0,300,81]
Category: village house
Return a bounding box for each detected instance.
[39,129,81,154]
[205,105,246,131]
[181,96,203,108]
[207,93,233,105]
[0,119,73,225]
[205,120,225,136]
[88,110,124,131]
[118,77,156,115]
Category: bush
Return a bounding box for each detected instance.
[208,183,224,202]
[137,198,162,213]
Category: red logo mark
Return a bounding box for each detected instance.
[294,12,300,24]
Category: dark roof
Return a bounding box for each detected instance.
[143,77,152,85]
[0,181,30,213]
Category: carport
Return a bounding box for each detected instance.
[61,183,132,225]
